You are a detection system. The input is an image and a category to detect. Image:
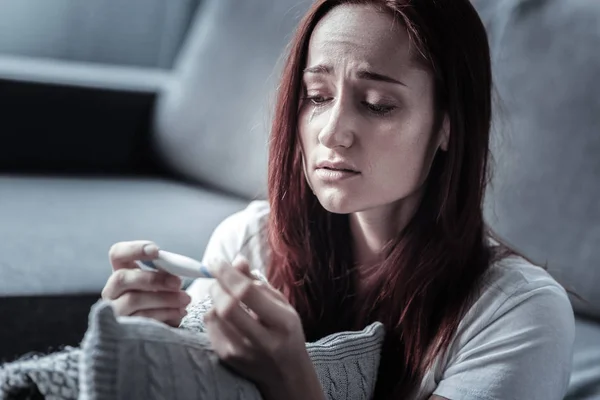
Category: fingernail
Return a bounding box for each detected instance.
[143,244,159,256]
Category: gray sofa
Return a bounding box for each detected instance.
[475,0,600,398]
[0,0,310,360]
[0,0,598,398]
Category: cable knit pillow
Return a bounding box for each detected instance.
[79,300,385,400]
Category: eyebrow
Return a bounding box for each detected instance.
[303,64,407,87]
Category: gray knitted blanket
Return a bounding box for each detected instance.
[0,297,385,400]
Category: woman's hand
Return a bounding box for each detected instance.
[204,257,324,400]
[101,241,191,326]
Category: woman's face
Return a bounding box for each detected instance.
[299,4,448,215]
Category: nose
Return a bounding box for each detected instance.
[317,96,356,149]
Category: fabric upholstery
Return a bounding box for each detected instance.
[153,0,313,199]
[566,318,600,399]
[0,0,199,69]
[0,176,247,296]
[475,0,600,319]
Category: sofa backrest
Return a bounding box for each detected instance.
[476,0,600,319]
[0,0,199,69]
[153,0,313,199]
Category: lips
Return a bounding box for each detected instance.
[316,160,359,173]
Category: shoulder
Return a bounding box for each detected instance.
[472,255,574,328]
[201,200,270,269]
[457,254,575,351]
[207,201,269,247]
[430,255,576,399]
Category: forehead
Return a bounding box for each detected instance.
[307,4,413,72]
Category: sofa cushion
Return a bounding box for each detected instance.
[566,317,600,399]
[0,176,247,296]
[153,0,313,199]
[475,0,600,319]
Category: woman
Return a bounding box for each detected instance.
[102,0,575,399]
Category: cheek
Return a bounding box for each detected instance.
[369,123,437,185]
[297,119,313,183]
[297,109,321,160]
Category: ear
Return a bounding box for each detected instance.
[438,114,450,152]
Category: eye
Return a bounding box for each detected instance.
[363,101,396,116]
[305,95,331,106]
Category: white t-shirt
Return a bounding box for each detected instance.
[187,201,575,400]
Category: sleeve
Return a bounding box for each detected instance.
[433,283,576,400]
[199,210,248,266]
[186,200,269,301]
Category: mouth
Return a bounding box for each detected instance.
[319,166,359,173]
[314,164,361,182]
[316,160,360,174]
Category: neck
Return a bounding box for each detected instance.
[349,190,424,266]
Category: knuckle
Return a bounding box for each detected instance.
[233,281,253,301]
[108,242,122,262]
[112,269,129,289]
[141,271,160,287]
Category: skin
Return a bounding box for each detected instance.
[102,4,451,400]
[102,241,190,326]
[299,4,448,266]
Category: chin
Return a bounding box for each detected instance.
[314,190,361,214]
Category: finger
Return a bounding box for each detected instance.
[204,309,253,366]
[231,255,253,278]
[111,290,191,316]
[209,281,267,346]
[130,307,187,326]
[260,283,287,303]
[102,269,182,300]
[109,241,160,270]
[210,260,289,328]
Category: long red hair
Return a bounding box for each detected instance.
[267,1,500,398]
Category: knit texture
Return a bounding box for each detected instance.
[0,347,80,400]
[181,296,385,399]
[1,295,384,399]
[80,301,385,400]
